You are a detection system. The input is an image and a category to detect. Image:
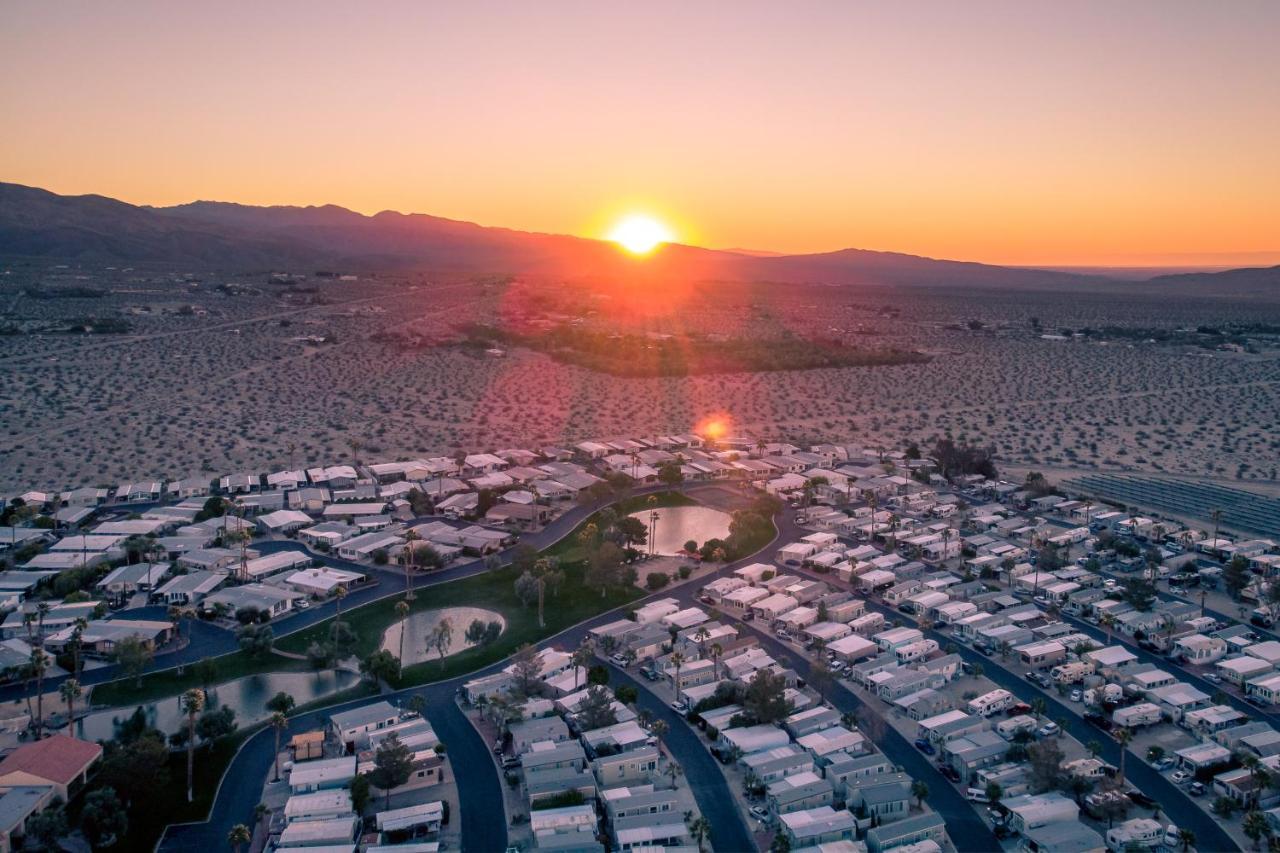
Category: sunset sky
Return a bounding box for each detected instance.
[3,1,1278,266]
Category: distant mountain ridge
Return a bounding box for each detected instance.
[1,182,1276,293]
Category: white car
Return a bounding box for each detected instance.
[1171,770,1192,785]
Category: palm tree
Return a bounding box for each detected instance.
[664,760,683,789]
[401,529,420,601]
[688,815,712,853]
[254,802,269,835]
[571,639,595,690]
[181,688,206,802]
[669,652,686,704]
[271,712,289,781]
[70,617,88,679]
[1178,828,1196,852]
[29,647,48,738]
[334,585,347,622]
[227,823,251,853]
[533,558,551,628]
[395,601,411,663]
[910,779,929,809]
[710,642,723,680]
[1211,508,1224,551]
[59,679,81,728]
[1243,809,1269,850]
[1114,727,1133,783]
[650,719,669,741]
[1101,612,1116,646]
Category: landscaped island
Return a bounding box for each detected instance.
[455,322,930,376]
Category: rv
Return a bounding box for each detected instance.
[1051,662,1092,685]
[995,715,1037,740]
[967,689,1015,717]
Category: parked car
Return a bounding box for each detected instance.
[1189,782,1206,796]
[1007,703,1032,716]
[1171,770,1192,785]
[975,645,993,657]
[1153,757,1176,771]
[1127,790,1157,808]
[611,653,629,666]
[939,764,961,782]
[913,738,936,755]
[670,699,688,713]
[1069,689,1083,702]
[1035,722,1060,738]
[749,805,770,822]
[1204,673,1221,683]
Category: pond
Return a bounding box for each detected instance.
[78,669,359,742]
[627,505,733,556]
[380,607,506,667]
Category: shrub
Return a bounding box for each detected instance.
[646,572,670,590]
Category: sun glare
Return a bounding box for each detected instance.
[608,215,673,255]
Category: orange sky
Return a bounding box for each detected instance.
[2,2,1278,266]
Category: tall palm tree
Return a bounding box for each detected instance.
[401,529,420,601]
[533,558,551,628]
[1101,612,1116,646]
[227,823,251,853]
[1178,828,1196,852]
[395,601,411,663]
[669,652,685,704]
[710,642,723,680]
[334,585,347,622]
[59,679,81,728]
[181,688,206,802]
[1114,727,1133,783]
[571,639,595,691]
[270,712,289,782]
[1211,508,1224,551]
[70,617,89,679]
[688,815,712,853]
[29,647,49,738]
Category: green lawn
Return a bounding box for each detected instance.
[91,489,693,707]
[276,558,643,686]
[90,648,313,707]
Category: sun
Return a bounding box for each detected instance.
[607,214,673,255]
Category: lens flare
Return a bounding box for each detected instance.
[608,215,673,255]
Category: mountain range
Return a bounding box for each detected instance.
[1,182,1275,293]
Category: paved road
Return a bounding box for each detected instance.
[609,666,755,852]
[159,484,759,851]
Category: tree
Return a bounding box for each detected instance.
[237,622,275,657]
[650,719,669,741]
[361,649,402,685]
[615,684,638,705]
[115,635,153,687]
[181,688,205,802]
[401,529,420,601]
[510,644,544,700]
[197,706,238,742]
[658,462,684,486]
[1226,555,1252,599]
[98,733,169,809]
[370,731,414,810]
[1121,576,1157,612]
[350,771,371,815]
[270,711,290,782]
[587,664,610,686]
[1244,809,1270,850]
[27,646,49,737]
[807,660,834,697]
[571,639,595,691]
[910,779,929,808]
[266,691,295,715]
[577,685,618,730]
[585,541,625,597]
[227,823,251,853]
[428,617,453,667]
[81,786,127,849]
[25,797,67,850]
[1028,738,1065,792]
[985,781,1003,807]
[669,652,686,704]
[743,668,792,725]
[60,678,82,725]
[514,569,540,609]
[1177,828,1196,852]
[687,814,712,853]
[1114,727,1133,783]
[664,760,683,789]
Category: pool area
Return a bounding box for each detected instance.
[380,607,506,666]
[78,669,359,742]
[627,505,733,556]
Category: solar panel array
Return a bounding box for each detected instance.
[1064,473,1280,538]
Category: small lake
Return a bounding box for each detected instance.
[627,505,732,556]
[78,669,359,742]
[381,607,506,666]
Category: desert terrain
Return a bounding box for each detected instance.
[2,261,1279,493]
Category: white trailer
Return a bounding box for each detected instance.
[1112,702,1164,729]
[967,688,1015,717]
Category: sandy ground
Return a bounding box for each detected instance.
[3,266,1279,493]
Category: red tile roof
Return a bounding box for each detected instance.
[0,735,102,785]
